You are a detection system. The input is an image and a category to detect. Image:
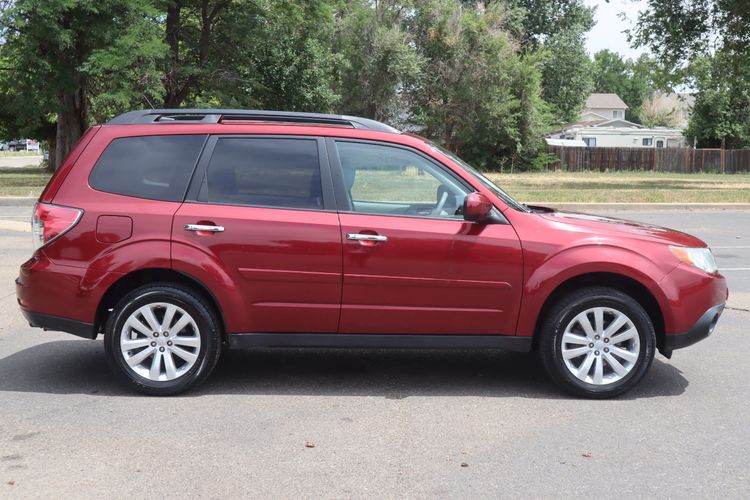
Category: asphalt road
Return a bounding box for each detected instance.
[0,209,748,498]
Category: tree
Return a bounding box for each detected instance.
[684,54,750,148]
[638,94,681,128]
[632,1,750,147]
[409,0,550,170]
[333,0,420,122]
[540,24,592,124]
[591,50,655,122]
[630,0,750,85]
[0,0,165,169]
[505,0,594,49]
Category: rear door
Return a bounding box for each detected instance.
[171,135,342,334]
[328,139,524,335]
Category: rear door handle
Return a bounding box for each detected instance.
[347,233,387,242]
[184,224,224,232]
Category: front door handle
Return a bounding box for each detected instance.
[184,224,224,233]
[347,233,388,242]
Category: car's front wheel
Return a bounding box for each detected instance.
[104,284,222,395]
[539,286,655,398]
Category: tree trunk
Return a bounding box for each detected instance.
[54,87,88,171]
[164,2,182,108]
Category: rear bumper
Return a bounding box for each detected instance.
[660,303,724,358]
[20,307,96,339]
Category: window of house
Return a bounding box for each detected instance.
[582,137,596,147]
[656,140,664,148]
[203,138,323,210]
[613,110,623,119]
[643,138,653,147]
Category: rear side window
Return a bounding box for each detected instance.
[201,137,322,210]
[89,135,206,201]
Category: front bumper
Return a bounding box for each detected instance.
[660,303,725,358]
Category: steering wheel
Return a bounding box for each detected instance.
[432,190,449,216]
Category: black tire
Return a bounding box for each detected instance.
[104,283,222,396]
[538,286,655,399]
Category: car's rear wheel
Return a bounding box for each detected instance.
[538,286,655,398]
[104,284,222,395]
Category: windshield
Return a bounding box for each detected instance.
[429,143,530,213]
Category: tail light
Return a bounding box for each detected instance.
[31,202,83,250]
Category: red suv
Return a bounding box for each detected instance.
[16,109,728,397]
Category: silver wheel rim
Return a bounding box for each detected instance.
[120,302,201,382]
[561,306,640,386]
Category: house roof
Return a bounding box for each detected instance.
[585,93,628,110]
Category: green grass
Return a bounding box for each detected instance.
[0,166,52,196]
[0,151,43,157]
[486,171,750,203]
[1,166,749,202]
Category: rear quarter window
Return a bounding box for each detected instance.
[89,135,207,201]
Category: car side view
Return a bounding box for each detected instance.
[16,109,728,397]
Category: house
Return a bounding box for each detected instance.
[548,93,688,148]
[582,93,628,121]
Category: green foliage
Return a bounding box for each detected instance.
[0,0,603,172]
[633,1,750,147]
[334,0,421,121]
[540,24,592,124]
[408,0,550,170]
[505,0,594,49]
[591,50,656,122]
[684,53,750,148]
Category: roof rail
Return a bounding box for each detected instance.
[107,109,400,133]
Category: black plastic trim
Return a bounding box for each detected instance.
[660,303,724,357]
[226,333,532,351]
[21,309,97,340]
[107,109,400,134]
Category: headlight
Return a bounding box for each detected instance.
[669,246,718,274]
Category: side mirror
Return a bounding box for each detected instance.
[463,192,493,222]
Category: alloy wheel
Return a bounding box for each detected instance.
[560,306,640,385]
[120,302,202,382]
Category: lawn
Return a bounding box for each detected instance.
[486,171,750,203]
[0,151,42,157]
[0,167,52,196]
[1,167,750,202]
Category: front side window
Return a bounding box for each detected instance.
[656,140,664,148]
[582,137,597,147]
[89,135,207,202]
[203,138,322,210]
[335,141,469,219]
[643,138,653,146]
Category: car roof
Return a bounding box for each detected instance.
[107,109,400,134]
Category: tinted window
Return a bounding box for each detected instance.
[203,138,322,210]
[335,141,468,219]
[90,135,206,201]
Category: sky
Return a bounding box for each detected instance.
[583,0,649,60]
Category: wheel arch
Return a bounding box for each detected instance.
[95,268,226,339]
[531,272,666,351]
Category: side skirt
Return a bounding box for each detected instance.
[226,333,533,351]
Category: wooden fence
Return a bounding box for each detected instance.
[546,146,750,173]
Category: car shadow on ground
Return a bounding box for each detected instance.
[0,339,688,400]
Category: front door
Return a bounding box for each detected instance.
[172,136,342,333]
[329,139,523,335]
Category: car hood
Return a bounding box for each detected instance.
[534,208,706,247]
